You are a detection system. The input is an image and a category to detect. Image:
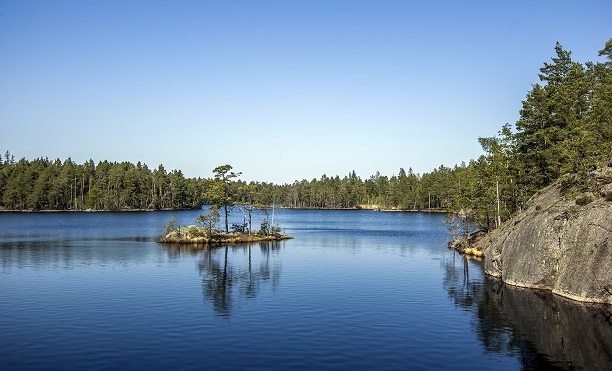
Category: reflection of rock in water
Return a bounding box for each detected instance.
[486,278,612,371]
[196,241,284,318]
[442,254,612,370]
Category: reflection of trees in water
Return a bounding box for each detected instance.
[442,256,519,355]
[441,252,484,310]
[199,245,233,317]
[1,240,152,272]
[195,241,283,318]
[442,253,612,370]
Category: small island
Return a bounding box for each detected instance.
[158,205,292,246]
[159,165,292,246]
[159,226,292,245]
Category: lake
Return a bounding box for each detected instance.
[1,209,611,370]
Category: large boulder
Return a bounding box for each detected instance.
[477,170,612,304]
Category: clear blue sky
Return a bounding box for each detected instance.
[1,1,610,184]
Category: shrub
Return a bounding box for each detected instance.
[259,219,283,236]
[270,225,281,236]
[185,225,204,237]
[231,222,247,233]
[259,219,270,235]
[197,206,220,235]
[163,216,179,235]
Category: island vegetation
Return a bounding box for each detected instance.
[158,165,292,245]
[1,39,610,241]
[158,211,292,245]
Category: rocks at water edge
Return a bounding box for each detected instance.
[447,229,487,257]
[158,226,292,245]
[475,169,612,304]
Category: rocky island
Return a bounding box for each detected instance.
[159,225,292,245]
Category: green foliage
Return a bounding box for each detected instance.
[196,205,220,236]
[448,38,612,228]
[514,39,612,202]
[259,219,271,235]
[0,152,206,211]
[231,222,248,233]
[163,216,179,235]
[185,225,205,237]
[258,219,282,237]
[270,225,282,236]
[204,164,241,233]
[444,211,470,240]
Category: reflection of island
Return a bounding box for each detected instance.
[443,254,612,370]
[196,241,283,318]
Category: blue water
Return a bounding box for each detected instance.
[0,209,610,370]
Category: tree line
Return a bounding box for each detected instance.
[2,39,611,230]
[0,156,208,211]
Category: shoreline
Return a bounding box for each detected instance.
[0,207,448,213]
[0,207,202,213]
[159,230,293,245]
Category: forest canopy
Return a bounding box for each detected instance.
[1,39,611,230]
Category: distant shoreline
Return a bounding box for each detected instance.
[279,206,447,213]
[0,206,447,213]
[0,208,200,213]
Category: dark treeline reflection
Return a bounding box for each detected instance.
[443,254,612,370]
[166,242,284,318]
[0,239,151,272]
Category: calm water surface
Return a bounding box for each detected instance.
[0,210,610,370]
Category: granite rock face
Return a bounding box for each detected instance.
[477,170,612,304]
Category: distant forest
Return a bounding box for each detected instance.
[2,39,611,229]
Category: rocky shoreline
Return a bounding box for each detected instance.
[447,229,487,257]
[451,169,612,305]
